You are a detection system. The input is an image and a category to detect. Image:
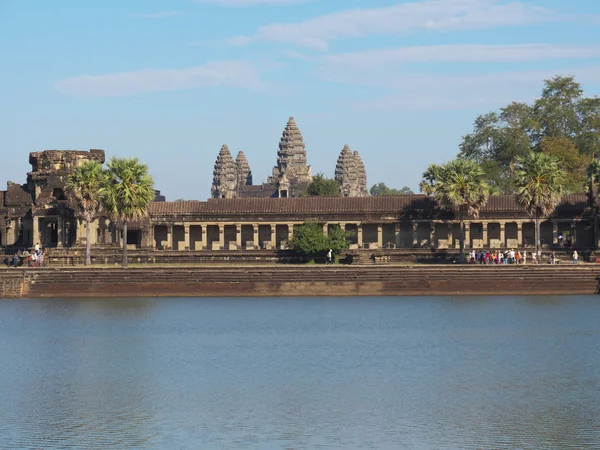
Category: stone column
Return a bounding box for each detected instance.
[149,225,155,249]
[322,223,328,235]
[500,222,506,247]
[357,224,363,248]
[271,224,277,249]
[32,216,39,247]
[167,225,173,250]
[377,225,383,248]
[517,222,523,247]
[394,223,401,249]
[218,224,225,249]
[571,223,577,246]
[184,224,190,250]
[412,222,419,248]
[253,224,259,249]
[429,222,435,248]
[287,224,294,241]
[482,222,488,248]
[57,217,64,248]
[447,223,453,248]
[464,222,470,249]
[552,220,559,245]
[201,225,207,250]
[236,225,242,248]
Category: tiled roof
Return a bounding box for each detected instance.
[149,194,588,216]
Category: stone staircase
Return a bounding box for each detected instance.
[7,265,599,298]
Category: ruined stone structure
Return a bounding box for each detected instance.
[211,116,366,199]
[2,149,599,264]
[335,145,368,197]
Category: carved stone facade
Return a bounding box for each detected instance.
[211,145,237,199]
[0,149,598,259]
[210,116,367,199]
[335,145,368,197]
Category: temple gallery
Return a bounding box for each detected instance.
[0,117,595,255]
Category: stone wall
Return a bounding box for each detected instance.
[2,266,599,298]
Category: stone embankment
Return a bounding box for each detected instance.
[1,265,599,298]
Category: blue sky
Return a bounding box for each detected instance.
[2,0,600,199]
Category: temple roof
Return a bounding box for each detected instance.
[149,194,588,216]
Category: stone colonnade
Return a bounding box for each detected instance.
[148,218,591,251]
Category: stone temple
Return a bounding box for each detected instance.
[211,117,368,198]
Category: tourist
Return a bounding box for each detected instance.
[326,249,332,265]
[532,252,538,264]
[522,251,527,265]
[516,251,522,264]
[558,234,564,248]
[550,251,556,265]
[12,253,19,268]
[573,250,579,264]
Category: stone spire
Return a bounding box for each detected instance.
[353,151,369,197]
[269,117,312,192]
[335,145,359,197]
[211,145,237,199]
[235,150,252,188]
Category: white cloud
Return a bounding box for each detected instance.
[55,61,264,97]
[194,0,311,5]
[318,44,600,69]
[229,0,556,49]
[345,67,600,110]
[132,11,182,19]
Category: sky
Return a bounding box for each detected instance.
[2,0,600,200]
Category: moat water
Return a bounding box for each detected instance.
[0,296,599,449]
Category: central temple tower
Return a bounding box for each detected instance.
[268,117,313,197]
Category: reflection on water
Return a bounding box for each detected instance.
[0,296,599,449]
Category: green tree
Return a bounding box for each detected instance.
[420,159,489,264]
[99,157,155,268]
[460,75,598,193]
[538,136,591,193]
[65,161,106,266]
[303,173,340,196]
[289,221,349,262]
[369,182,414,196]
[514,151,565,257]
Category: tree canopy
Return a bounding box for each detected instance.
[303,173,340,196]
[420,158,489,263]
[459,76,600,194]
[369,182,414,196]
[514,151,565,255]
[289,221,349,262]
[99,157,155,268]
[65,160,106,266]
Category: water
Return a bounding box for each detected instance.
[0,296,599,449]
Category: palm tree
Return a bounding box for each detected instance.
[514,151,565,257]
[65,161,106,266]
[420,159,489,264]
[99,157,155,268]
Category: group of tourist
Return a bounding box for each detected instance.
[469,249,531,265]
[469,249,580,265]
[5,244,46,268]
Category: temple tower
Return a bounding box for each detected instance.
[211,145,237,199]
[353,151,369,197]
[268,117,312,196]
[335,144,360,197]
[235,151,252,189]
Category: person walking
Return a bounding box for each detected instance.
[573,250,579,264]
[326,249,333,265]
